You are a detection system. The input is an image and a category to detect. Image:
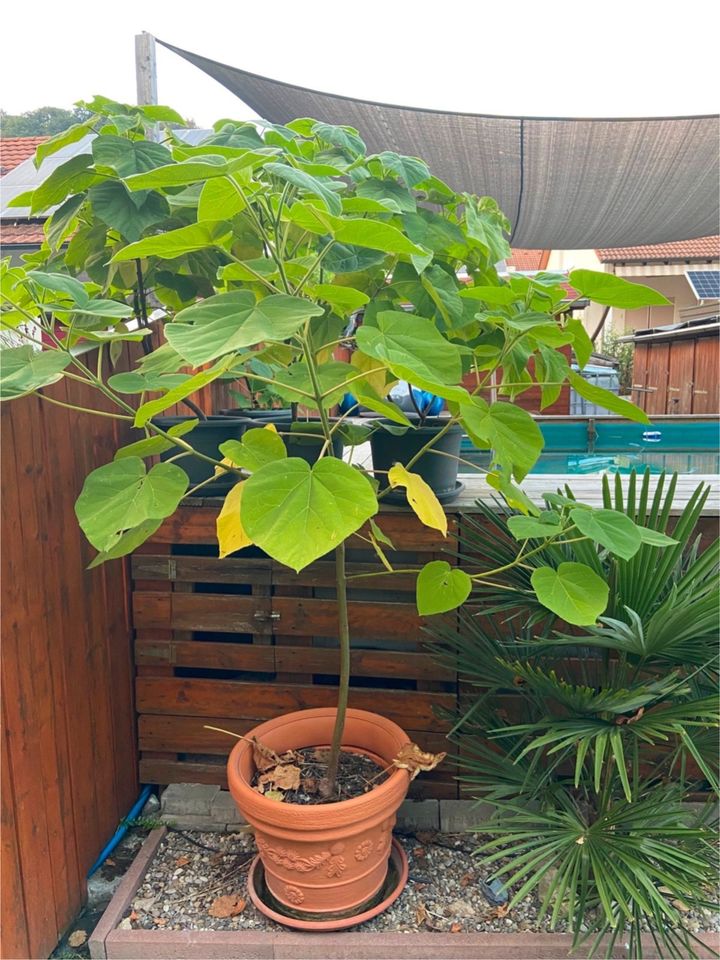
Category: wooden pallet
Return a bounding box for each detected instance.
[134,507,462,798]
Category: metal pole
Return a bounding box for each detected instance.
[135,32,158,105]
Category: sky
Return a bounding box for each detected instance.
[2,0,718,127]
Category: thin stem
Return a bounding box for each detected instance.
[325,540,350,792]
[180,396,208,421]
[36,391,134,420]
[293,242,335,295]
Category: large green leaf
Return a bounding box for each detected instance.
[74,458,188,552]
[198,176,246,221]
[461,285,517,306]
[356,178,416,213]
[567,370,650,423]
[122,156,229,190]
[333,219,425,257]
[402,210,465,253]
[34,121,94,167]
[569,507,642,561]
[219,427,287,471]
[569,270,671,308]
[565,317,593,369]
[27,270,88,305]
[272,360,353,407]
[311,284,369,317]
[87,519,164,568]
[460,399,544,480]
[352,382,413,425]
[416,560,472,615]
[312,122,366,158]
[356,311,467,402]
[372,151,430,187]
[88,181,169,242]
[92,136,172,176]
[323,242,388,274]
[25,154,96,215]
[46,194,85,251]
[531,562,609,626]
[165,291,323,365]
[0,346,71,400]
[263,162,343,216]
[110,221,233,262]
[134,359,234,426]
[241,457,377,571]
[507,512,564,540]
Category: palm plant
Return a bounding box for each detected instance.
[429,470,719,958]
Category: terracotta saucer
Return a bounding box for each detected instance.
[247,838,409,931]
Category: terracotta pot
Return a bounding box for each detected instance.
[227,708,411,919]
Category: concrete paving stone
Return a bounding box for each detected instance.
[395,799,439,832]
[160,783,219,816]
[210,789,245,824]
[439,799,495,833]
[159,814,228,832]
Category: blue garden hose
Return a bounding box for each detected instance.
[87,784,153,878]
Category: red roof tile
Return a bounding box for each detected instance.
[1,222,47,244]
[0,137,49,175]
[596,237,720,263]
[507,249,551,271]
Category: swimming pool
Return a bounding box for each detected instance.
[459,416,720,476]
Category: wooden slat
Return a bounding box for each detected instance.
[135,638,452,682]
[132,555,272,584]
[136,678,452,732]
[1,699,30,960]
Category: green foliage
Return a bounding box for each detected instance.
[428,471,719,958]
[601,330,634,395]
[0,105,91,137]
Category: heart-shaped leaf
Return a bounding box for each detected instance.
[219,426,287,472]
[569,508,642,560]
[507,513,564,541]
[416,560,471,615]
[75,458,188,552]
[217,482,253,558]
[165,291,323,365]
[0,346,71,400]
[569,269,671,308]
[241,457,377,571]
[531,562,609,626]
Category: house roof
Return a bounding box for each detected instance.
[0,137,49,176]
[1,222,46,244]
[596,236,720,263]
[507,249,550,271]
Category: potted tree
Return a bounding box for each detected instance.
[0,98,673,926]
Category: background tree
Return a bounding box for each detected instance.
[1,106,92,137]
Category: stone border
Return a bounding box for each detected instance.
[90,828,720,960]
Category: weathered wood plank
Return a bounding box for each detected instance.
[136,678,452,732]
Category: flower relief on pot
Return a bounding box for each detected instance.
[283,885,305,905]
[256,838,331,873]
[354,839,374,861]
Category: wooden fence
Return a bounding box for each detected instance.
[632,331,720,414]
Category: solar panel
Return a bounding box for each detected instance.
[686,270,720,300]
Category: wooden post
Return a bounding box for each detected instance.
[135,32,158,105]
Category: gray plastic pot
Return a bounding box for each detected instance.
[370,418,464,503]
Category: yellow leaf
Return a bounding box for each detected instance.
[264,422,278,433]
[216,482,253,558]
[351,350,394,396]
[387,464,447,536]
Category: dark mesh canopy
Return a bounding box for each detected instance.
[158,39,719,249]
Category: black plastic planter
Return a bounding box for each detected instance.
[370,417,464,503]
[219,408,293,421]
[153,416,251,497]
[266,417,344,464]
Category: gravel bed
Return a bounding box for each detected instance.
[126,828,720,936]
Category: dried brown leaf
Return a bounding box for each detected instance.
[175,855,190,867]
[209,894,246,918]
[153,917,168,926]
[259,763,301,791]
[415,903,428,925]
[450,922,462,933]
[313,747,331,763]
[460,872,474,888]
[494,903,510,919]
[391,742,447,781]
[252,737,284,773]
[67,931,87,948]
[301,777,319,795]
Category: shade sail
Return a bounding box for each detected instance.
[157,39,719,250]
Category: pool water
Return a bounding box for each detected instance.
[460,418,720,476]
